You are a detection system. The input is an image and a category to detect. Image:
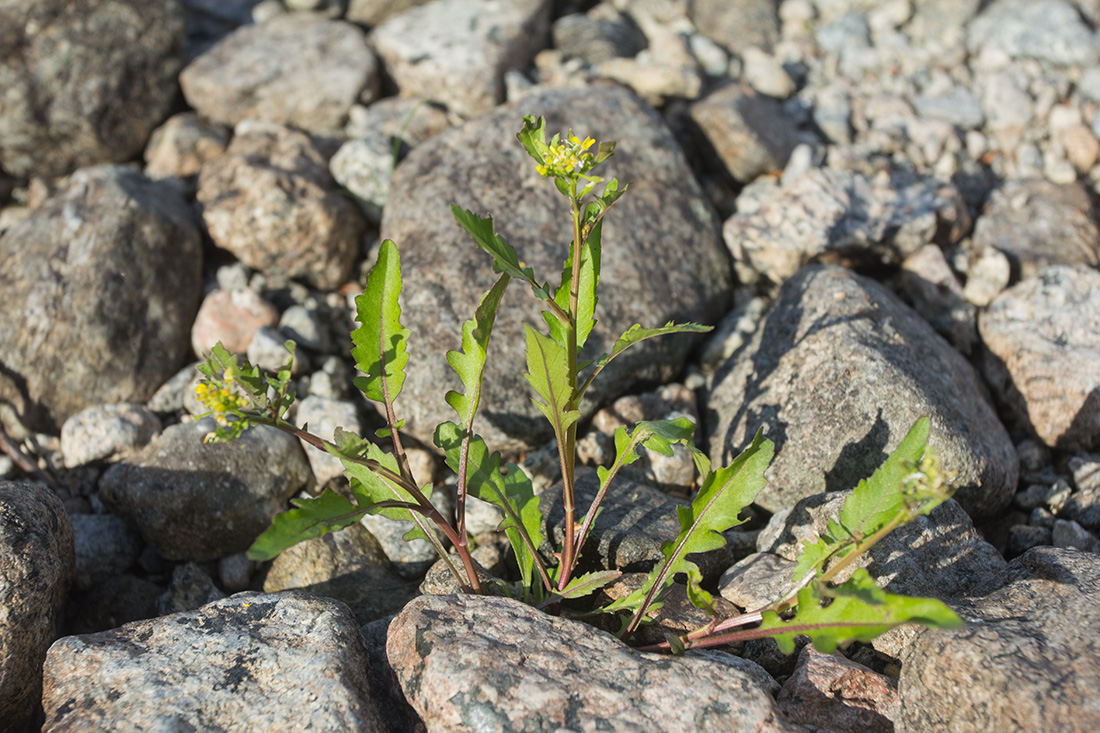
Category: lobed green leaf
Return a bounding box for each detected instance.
[351,239,410,405]
[247,490,369,562]
[451,206,554,302]
[524,325,581,441]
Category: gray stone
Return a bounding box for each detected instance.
[42,592,389,730]
[707,265,1019,518]
[70,513,142,591]
[907,0,981,45]
[246,326,302,375]
[723,168,969,288]
[294,396,362,485]
[690,82,801,183]
[362,486,453,579]
[147,363,201,415]
[262,523,417,623]
[688,0,780,55]
[979,265,1100,451]
[330,134,396,223]
[180,14,378,132]
[67,573,163,635]
[387,593,803,732]
[719,552,800,611]
[0,481,73,732]
[961,246,1011,307]
[157,561,227,614]
[369,0,550,118]
[896,547,1100,731]
[380,85,731,455]
[343,97,454,147]
[99,419,312,562]
[0,0,186,178]
[892,244,977,354]
[191,288,280,358]
[144,112,230,181]
[968,0,1100,67]
[197,122,366,290]
[61,404,162,468]
[218,552,256,593]
[345,0,434,26]
[1004,524,1051,557]
[913,87,985,130]
[816,12,871,55]
[1051,519,1100,551]
[0,166,202,436]
[777,645,898,733]
[742,47,795,99]
[970,179,1100,281]
[553,9,647,64]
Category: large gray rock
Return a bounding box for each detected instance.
[979,265,1100,452]
[0,481,73,732]
[99,419,312,562]
[197,122,366,290]
[896,547,1100,731]
[346,0,434,26]
[70,512,143,591]
[0,0,186,177]
[688,0,780,55]
[60,403,162,468]
[967,0,1100,67]
[41,592,389,730]
[0,166,202,436]
[723,168,969,288]
[970,179,1100,282]
[180,14,378,132]
[381,85,732,455]
[387,593,804,732]
[706,265,1018,518]
[369,0,550,118]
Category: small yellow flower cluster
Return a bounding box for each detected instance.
[901,449,953,507]
[195,368,249,426]
[535,134,596,179]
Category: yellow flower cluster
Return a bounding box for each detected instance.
[535,134,596,179]
[195,368,248,426]
[901,449,953,507]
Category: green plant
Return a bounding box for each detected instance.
[196,116,961,653]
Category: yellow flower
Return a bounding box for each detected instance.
[195,367,249,426]
[536,131,597,179]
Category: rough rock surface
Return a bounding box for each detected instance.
[369,0,550,118]
[70,512,142,591]
[180,13,378,132]
[99,419,312,562]
[967,0,1100,67]
[41,592,389,731]
[60,403,162,468]
[707,265,1018,517]
[387,593,803,732]
[896,547,1100,730]
[777,645,899,733]
[691,82,801,183]
[0,0,186,177]
[144,112,230,181]
[0,481,73,732]
[688,0,780,55]
[197,122,366,290]
[979,265,1100,451]
[0,165,202,436]
[381,85,731,454]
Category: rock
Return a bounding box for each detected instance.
[1063,489,1100,532]
[742,47,795,99]
[191,288,281,357]
[0,481,73,732]
[594,57,704,106]
[70,513,143,591]
[1051,518,1100,551]
[380,85,731,455]
[907,0,980,45]
[970,179,1100,281]
[777,645,898,733]
[263,522,417,624]
[99,418,312,562]
[42,592,389,730]
[706,265,1018,518]
[246,326,303,374]
[180,14,378,132]
[961,246,1011,306]
[218,552,256,593]
[60,403,162,468]
[147,363,202,415]
[0,166,202,436]
[690,82,801,183]
[369,0,550,118]
[330,135,396,223]
[157,561,226,614]
[688,0,780,55]
[719,552,800,610]
[197,122,366,290]
[552,8,647,64]
[723,168,969,288]
[892,244,978,354]
[896,547,1100,731]
[0,0,186,178]
[294,396,361,485]
[816,11,871,55]
[343,97,454,146]
[979,265,1100,451]
[967,0,1100,67]
[1004,524,1051,558]
[345,0,434,26]
[913,87,985,130]
[66,573,163,635]
[363,485,453,579]
[387,593,802,731]
[144,112,230,181]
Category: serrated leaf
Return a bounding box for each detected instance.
[351,239,410,405]
[756,569,963,654]
[793,418,935,581]
[445,274,511,426]
[625,428,773,634]
[516,114,548,166]
[684,566,718,615]
[435,422,548,591]
[556,570,623,600]
[578,322,712,402]
[524,325,581,440]
[451,206,554,302]
[545,217,602,349]
[247,490,368,562]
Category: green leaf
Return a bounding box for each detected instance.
[556,570,623,600]
[351,239,410,404]
[445,274,511,426]
[578,322,712,402]
[756,569,963,654]
[545,218,602,350]
[793,418,941,581]
[624,428,773,633]
[435,422,548,591]
[247,490,368,562]
[516,114,549,167]
[451,206,554,302]
[524,325,581,440]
